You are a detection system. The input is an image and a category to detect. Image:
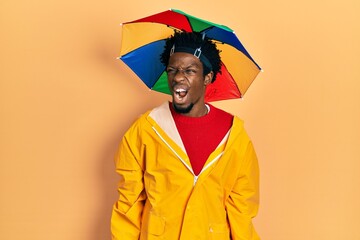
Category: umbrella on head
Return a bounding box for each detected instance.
[119,9,261,102]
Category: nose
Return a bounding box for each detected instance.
[173,69,185,82]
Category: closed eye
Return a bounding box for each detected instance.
[166,68,176,74]
[166,68,197,76]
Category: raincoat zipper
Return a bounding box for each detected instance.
[152,126,224,186]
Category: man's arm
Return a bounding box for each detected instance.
[226,141,260,240]
[111,134,146,240]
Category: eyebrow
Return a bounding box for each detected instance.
[167,63,200,69]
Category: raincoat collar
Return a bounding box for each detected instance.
[146,101,245,154]
[147,102,236,177]
[148,102,186,153]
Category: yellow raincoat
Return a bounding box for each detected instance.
[111,102,260,240]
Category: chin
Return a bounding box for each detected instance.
[173,102,194,114]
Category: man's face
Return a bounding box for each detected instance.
[167,52,213,117]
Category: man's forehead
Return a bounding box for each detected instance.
[168,52,202,67]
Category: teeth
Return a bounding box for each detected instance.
[174,88,188,98]
[175,89,187,93]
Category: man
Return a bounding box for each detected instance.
[111,31,260,239]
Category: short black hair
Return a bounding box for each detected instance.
[160,31,222,82]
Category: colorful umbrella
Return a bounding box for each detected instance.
[119,9,261,102]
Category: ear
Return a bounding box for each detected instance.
[204,71,214,86]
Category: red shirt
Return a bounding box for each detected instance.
[170,103,233,175]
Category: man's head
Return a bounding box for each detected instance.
[160,31,222,82]
[160,32,222,117]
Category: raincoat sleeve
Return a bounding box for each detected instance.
[111,123,147,240]
[226,141,260,240]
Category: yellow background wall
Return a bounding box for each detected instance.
[1,0,359,239]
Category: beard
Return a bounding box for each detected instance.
[173,102,194,114]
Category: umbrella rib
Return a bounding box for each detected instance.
[221,62,243,98]
[181,15,194,32]
[150,67,166,89]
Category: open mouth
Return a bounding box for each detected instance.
[175,89,188,98]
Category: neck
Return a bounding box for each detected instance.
[173,102,209,117]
